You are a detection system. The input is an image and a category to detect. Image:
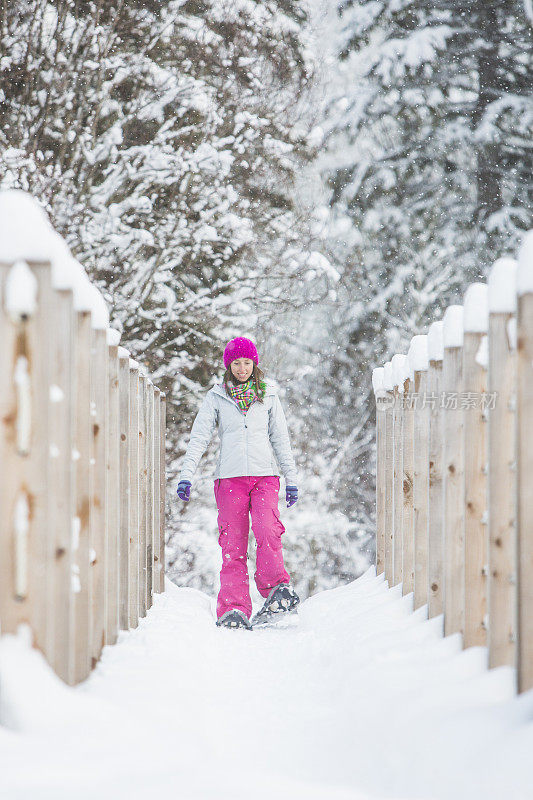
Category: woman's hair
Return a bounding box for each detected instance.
[223,362,266,404]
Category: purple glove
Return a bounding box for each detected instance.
[177,480,192,501]
[286,485,298,508]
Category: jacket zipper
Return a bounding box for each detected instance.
[214,389,259,475]
[211,387,279,478]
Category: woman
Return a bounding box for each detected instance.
[176,336,300,629]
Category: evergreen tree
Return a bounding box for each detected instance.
[0,0,325,582]
[304,0,532,538]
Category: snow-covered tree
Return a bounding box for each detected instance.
[2,0,354,594]
[295,0,532,544]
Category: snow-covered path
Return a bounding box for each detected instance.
[1,568,532,799]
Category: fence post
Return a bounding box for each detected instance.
[372,367,387,576]
[105,333,120,646]
[402,359,415,596]
[442,305,465,639]
[392,354,409,587]
[382,362,394,583]
[71,310,92,683]
[487,257,518,670]
[410,336,429,610]
[462,283,489,648]
[128,364,140,628]
[0,260,51,657]
[146,380,154,610]
[118,349,131,629]
[90,326,108,667]
[153,386,161,593]
[392,382,403,587]
[427,321,445,619]
[138,372,148,618]
[159,392,167,591]
[516,231,533,692]
[48,285,75,681]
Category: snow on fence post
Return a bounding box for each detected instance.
[153,387,162,592]
[128,363,140,629]
[427,321,445,619]
[392,354,408,587]
[146,380,154,610]
[0,258,51,659]
[442,305,465,638]
[372,367,387,577]
[410,336,429,609]
[138,372,148,618]
[462,284,489,648]
[487,258,518,670]
[383,362,394,583]
[105,332,121,646]
[159,392,167,591]
[402,353,415,596]
[516,231,533,692]
[118,349,131,629]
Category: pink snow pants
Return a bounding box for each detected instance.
[214,475,290,619]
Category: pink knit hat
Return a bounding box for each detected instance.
[223,337,259,369]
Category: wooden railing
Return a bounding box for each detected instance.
[372,230,533,693]
[0,191,166,685]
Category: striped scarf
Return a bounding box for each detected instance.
[227,377,266,412]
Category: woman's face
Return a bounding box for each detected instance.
[231,358,254,381]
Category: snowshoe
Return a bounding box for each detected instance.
[251,583,300,627]
[216,609,253,630]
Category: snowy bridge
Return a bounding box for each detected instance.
[1,193,532,798]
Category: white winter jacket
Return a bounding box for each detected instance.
[177,379,298,486]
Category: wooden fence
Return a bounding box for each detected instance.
[0,191,166,685]
[373,230,533,694]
